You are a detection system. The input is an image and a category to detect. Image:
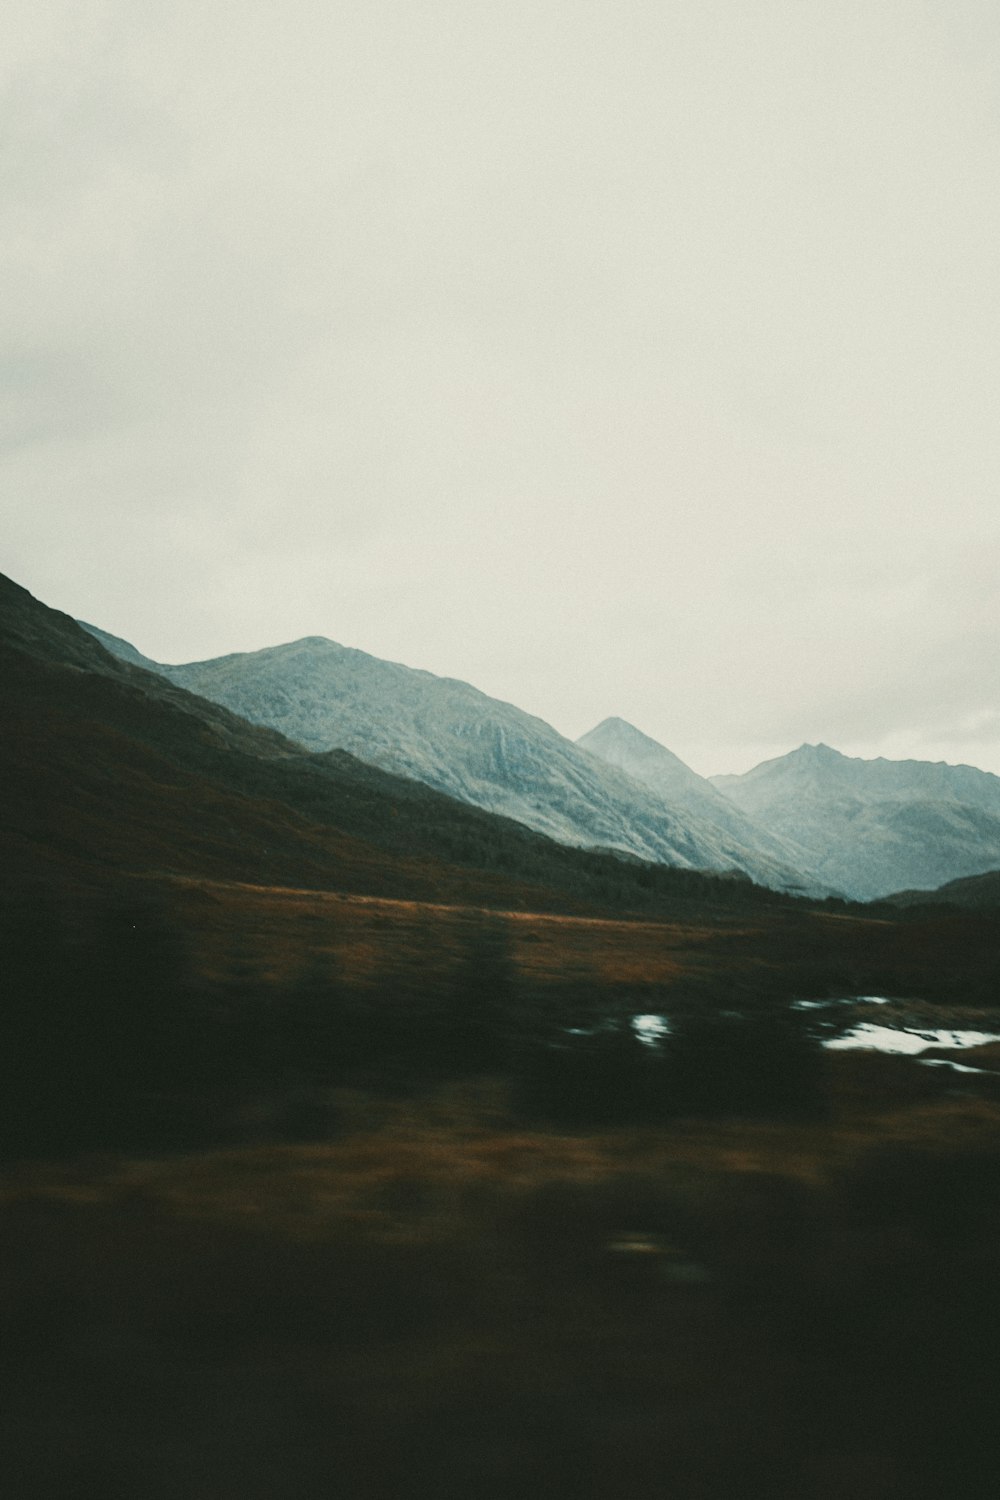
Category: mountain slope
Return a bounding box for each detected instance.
[577,717,816,886]
[3,573,797,920]
[80,627,814,891]
[712,742,1000,900]
[883,869,1000,910]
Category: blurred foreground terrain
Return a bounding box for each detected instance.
[5,1072,1000,1500]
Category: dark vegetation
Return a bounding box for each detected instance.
[0,892,831,1158]
[4,882,999,1161]
[3,872,1000,1500]
[879,866,1000,911]
[5,1095,1000,1498]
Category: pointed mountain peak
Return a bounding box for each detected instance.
[590,715,637,733]
[577,717,706,787]
[581,715,660,747]
[256,634,340,656]
[731,741,850,782]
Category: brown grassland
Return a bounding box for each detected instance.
[4,876,1000,1499]
[4,1068,1000,1500]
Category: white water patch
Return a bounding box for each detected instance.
[825,1024,1000,1056]
[562,1015,672,1047]
[631,1014,671,1048]
[918,1058,992,1076]
[792,995,891,1011]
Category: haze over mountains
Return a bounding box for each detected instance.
[711,743,1000,902]
[77,615,1000,904]
[79,617,1000,902]
[82,623,814,894]
[576,716,812,874]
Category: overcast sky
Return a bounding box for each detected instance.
[3,1,999,776]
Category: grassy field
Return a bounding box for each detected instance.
[160,874,723,989]
[95,868,1000,1007]
[5,859,1000,1497]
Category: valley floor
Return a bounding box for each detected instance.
[5,864,1000,1499]
[5,1076,1000,1500]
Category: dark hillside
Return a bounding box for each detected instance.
[882,868,1000,910]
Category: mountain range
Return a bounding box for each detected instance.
[712,743,1000,901]
[82,623,813,893]
[3,573,997,904]
[80,618,1000,901]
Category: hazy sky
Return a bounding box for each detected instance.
[4,1,999,776]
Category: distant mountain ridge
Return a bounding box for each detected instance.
[712,742,1000,901]
[78,618,1000,903]
[80,626,814,892]
[576,717,815,880]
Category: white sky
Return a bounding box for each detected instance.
[3,1,999,776]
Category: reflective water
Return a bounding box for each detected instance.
[632,1014,671,1047]
[824,1023,1000,1055]
[792,995,890,1011]
[918,1058,991,1076]
[622,999,1000,1071]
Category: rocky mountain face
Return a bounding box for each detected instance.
[78,620,1000,902]
[712,743,1000,900]
[81,627,814,892]
[69,617,1000,903]
[577,717,815,886]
